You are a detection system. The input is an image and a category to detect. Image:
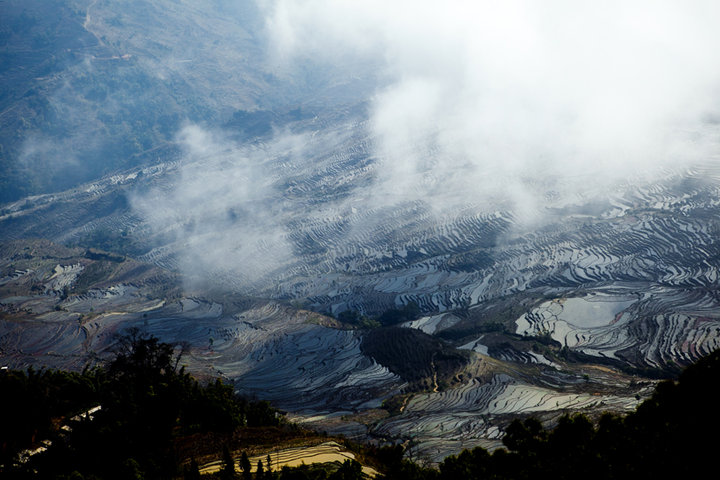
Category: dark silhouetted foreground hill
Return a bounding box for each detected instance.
[0,330,280,480]
[2,333,718,480]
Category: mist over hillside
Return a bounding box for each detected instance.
[3,0,720,462]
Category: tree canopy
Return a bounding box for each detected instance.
[1,330,279,480]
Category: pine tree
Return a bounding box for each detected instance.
[240,451,252,480]
[220,445,236,480]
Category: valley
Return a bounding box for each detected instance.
[3,0,720,469]
[5,156,715,460]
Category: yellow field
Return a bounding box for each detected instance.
[198,441,379,478]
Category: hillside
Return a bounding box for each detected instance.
[0,239,656,462]
[3,0,720,464]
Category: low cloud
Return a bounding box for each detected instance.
[131,124,296,290]
[132,1,720,291]
[264,0,720,218]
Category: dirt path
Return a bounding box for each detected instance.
[84,0,98,30]
[83,0,106,47]
[431,352,439,393]
[399,394,411,413]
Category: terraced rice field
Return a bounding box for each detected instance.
[198,441,379,478]
[4,131,720,462]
